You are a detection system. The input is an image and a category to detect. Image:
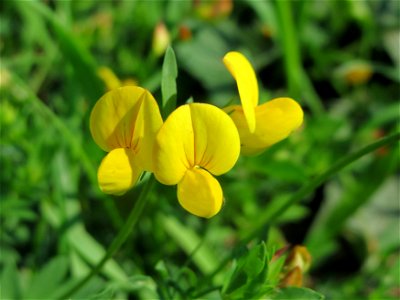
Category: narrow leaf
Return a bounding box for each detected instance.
[0,260,21,300]
[272,287,325,300]
[68,225,128,282]
[24,256,69,299]
[159,213,218,275]
[161,46,178,118]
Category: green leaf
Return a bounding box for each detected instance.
[124,275,158,297]
[24,256,69,299]
[0,260,21,300]
[249,159,308,184]
[89,288,115,300]
[68,225,128,282]
[278,205,309,223]
[165,1,191,26]
[158,213,218,275]
[222,242,269,298]
[242,242,267,280]
[48,277,104,300]
[25,1,104,101]
[383,30,400,68]
[176,27,231,90]
[161,46,178,119]
[70,247,91,278]
[305,144,399,264]
[243,0,277,37]
[272,287,325,300]
[267,251,287,287]
[240,131,400,246]
[48,151,128,283]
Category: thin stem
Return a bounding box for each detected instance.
[207,131,399,279]
[246,131,400,239]
[276,1,325,115]
[276,0,301,95]
[58,174,156,299]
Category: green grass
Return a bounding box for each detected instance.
[1,1,399,299]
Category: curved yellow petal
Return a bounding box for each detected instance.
[188,103,240,175]
[153,103,240,185]
[97,67,122,91]
[228,98,303,155]
[90,86,162,155]
[97,148,142,195]
[223,51,258,133]
[177,167,223,218]
[153,105,195,185]
[130,91,163,172]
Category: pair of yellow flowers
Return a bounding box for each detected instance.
[90,52,303,218]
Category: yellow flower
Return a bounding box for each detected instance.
[223,51,304,155]
[153,103,240,218]
[90,86,163,195]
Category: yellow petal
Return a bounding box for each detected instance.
[90,86,162,155]
[228,98,303,155]
[97,67,122,91]
[153,105,195,185]
[223,51,258,133]
[177,167,223,218]
[130,91,163,172]
[97,148,142,195]
[153,103,240,185]
[189,103,240,175]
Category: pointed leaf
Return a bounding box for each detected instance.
[272,287,325,300]
[24,256,69,299]
[161,46,178,118]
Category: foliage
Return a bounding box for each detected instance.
[1,1,399,299]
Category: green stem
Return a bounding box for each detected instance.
[276,1,325,115]
[58,175,156,299]
[246,131,399,239]
[208,131,399,278]
[276,1,300,94]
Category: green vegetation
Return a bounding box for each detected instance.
[1,1,399,299]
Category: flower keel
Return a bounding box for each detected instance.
[178,167,223,218]
[97,148,142,195]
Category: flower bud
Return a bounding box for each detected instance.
[335,61,373,85]
[285,245,312,273]
[280,266,303,287]
[194,0,233,20]
[278,245,312,288]
[179,25,192,41]
[152,22,170,57]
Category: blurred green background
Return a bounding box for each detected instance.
[1,0,399,299]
